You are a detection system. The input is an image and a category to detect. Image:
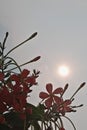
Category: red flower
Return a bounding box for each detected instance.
[26,75,36,85]
[39,83,63,108]
[0,69,37,114]
[12,93,27,112]
[10,69,37,88]
[10,69,30,85]
[57,99,72,115]
[0,86,12,110]
[20,69,37,85]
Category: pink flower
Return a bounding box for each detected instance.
[57,99,72,115]
[10,69,37,88]
[39,83,63,108]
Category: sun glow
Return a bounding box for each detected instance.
[57,65,70,77]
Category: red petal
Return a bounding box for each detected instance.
[12,99,21,112]
[1,86,9,95]
[23,85,30,93]
[45,97,53,108]
[10,74,19,82]
[53,88,63,94]
[0,72,4,81]
[46,83,53,94]
[64,106,72,112]
[21,69,30,78]
[54,96,62,104]
[13,85,22,94]
[64,100,71,106]
[39,92,49,99]
[26,76,36,85]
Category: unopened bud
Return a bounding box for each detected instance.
[29,32,38,40]
[6,32,9,37]
[64,83,68,92]
[29,56,41,63]
[78,82,86,91]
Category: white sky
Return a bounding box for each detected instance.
[0,0,87,129]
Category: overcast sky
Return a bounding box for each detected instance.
[0,0,87,129]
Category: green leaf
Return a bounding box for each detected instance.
[4,111,24,128]
[32,121,41,130]
[26,103,45,121]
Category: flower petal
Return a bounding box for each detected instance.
[0,72,4,81]
[21,69,30,78]
[54,96,62,104]
[46,83,53,94]
[64,106,72,112]
[53,88,63,94]
[45,97,53,108]
[26,76,36,85]
[64,99,71,106]
[39,92,49,99]
[10,74,20,82]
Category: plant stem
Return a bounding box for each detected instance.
[70,82,86,100]
[5,32,37,57]
[61,115,76,130]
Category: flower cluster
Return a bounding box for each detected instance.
[0,69,39,118]
[0,32,40,130]
[39,82,85,130]
[0,32,86,130]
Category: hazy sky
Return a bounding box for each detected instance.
[0,0,87,129]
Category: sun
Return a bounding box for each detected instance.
[57,65,70,77]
